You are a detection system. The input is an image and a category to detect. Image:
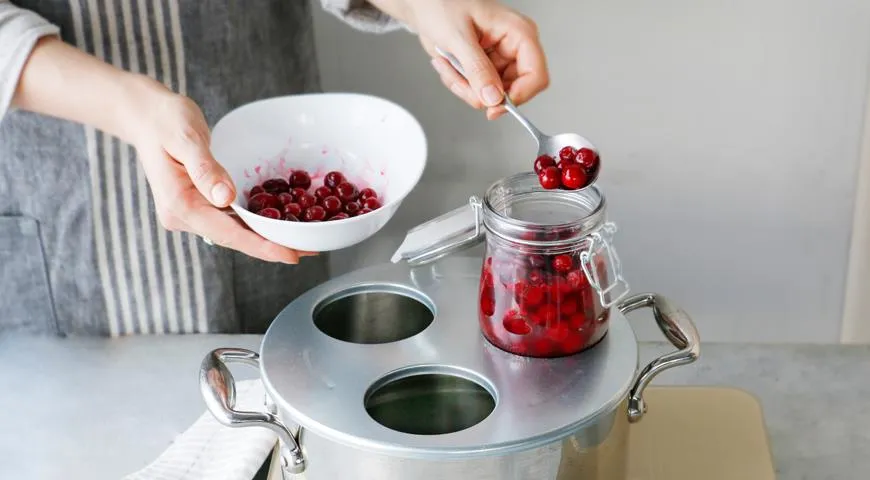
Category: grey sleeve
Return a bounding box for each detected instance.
[0,1,60,122]
[319,0,409,34]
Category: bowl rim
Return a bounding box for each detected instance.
[215,92,428,228]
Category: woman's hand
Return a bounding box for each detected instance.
[130,81,309,264]
[14,38,307,264]
[371,0,549,120]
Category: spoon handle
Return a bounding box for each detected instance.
[435,47,544,141]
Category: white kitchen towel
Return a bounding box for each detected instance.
[124,379,278,480]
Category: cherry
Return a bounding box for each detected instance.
[569,314,590,330]
[247,171,383,223]
[561,164,588,190]
[256,207,281,219]
[324,171,345,189]
[336,182,359,203]
[303,205,327,222]
[344,201,361,216]
[533,155,556,174]
[248,193,280,212]
[262,178,290,194]
[560,299,578,316]
[314,186,334,201]
[565,270,586,290]
[558,146,576,163]
[283,202,303,218]
[289,170,312,190]
[322,196,342,215]
[362,197,381,210]
[544,304,560,322]
[575,148,598,171]
[552,254,574,273]
[359,188,378,202]
[503,314,531,336]
[538,166,561,190]
[298,193,317,210]
[521,285,545,307]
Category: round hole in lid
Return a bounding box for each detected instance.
[365,367,496,435]
[313,286,434,344]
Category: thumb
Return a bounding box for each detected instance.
[168,127,236,208]
[450,36,504,108]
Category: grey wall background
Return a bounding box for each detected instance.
[314,0,870,343]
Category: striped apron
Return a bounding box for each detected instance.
[0,0,332,336]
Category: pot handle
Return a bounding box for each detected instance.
[199,348,306,475]
[618,294,701,423]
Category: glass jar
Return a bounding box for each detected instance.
[392,172,629,358]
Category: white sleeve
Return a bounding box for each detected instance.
[0,1,60,121]
[318,0,408,34]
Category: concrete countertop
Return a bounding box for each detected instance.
[0,334,867,480]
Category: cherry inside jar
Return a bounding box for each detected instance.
[473,175,628,358]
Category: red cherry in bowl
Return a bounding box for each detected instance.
[314,186,334,201]
[362,197,381,210]
[283,202,303,218]
[257,207,282,219]
[298,193,317,210]
[303,205,327,222]
[262,178,290,194]
[324,171,345,189]
[336,182,359,203]
[249,193,280,212]
[322,196,343,215]
[289,170,312,190]
[358,188,378,202]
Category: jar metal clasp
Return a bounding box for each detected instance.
[580,222,630,308]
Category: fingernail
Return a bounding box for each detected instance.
[430,58,444,73]
[450,83,466,100]
[211,182,233,205]
[481,85,503,107]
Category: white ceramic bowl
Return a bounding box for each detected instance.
[210,93,427,252]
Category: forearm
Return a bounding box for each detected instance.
[319,0,407,33]
[12,36,164,145]
[363,0,412,24]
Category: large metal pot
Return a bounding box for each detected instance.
[200,258,699,479]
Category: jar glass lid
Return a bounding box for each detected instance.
[392,174,607,266]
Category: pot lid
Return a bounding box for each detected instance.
[259,257,638,460]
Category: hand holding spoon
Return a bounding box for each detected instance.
[436,47,600,189]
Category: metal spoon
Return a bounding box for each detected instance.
[436,47,598,174]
